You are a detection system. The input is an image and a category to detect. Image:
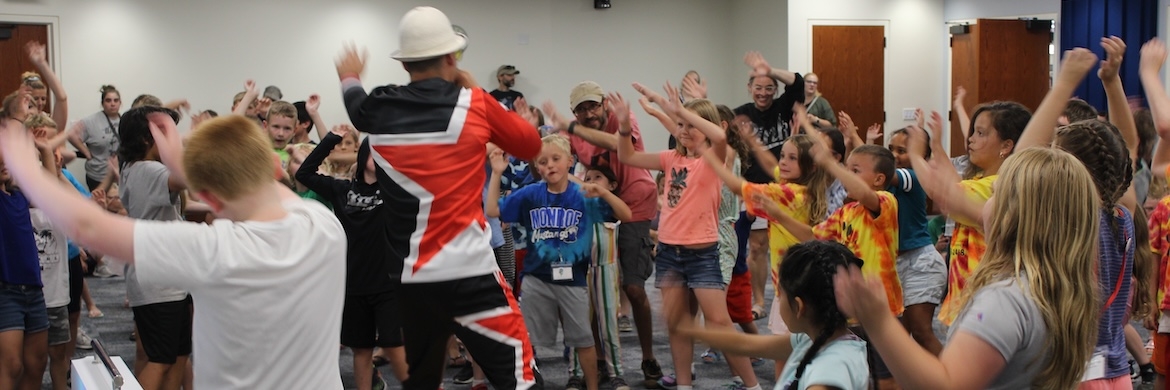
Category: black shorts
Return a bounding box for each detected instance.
[132,296,193,364]
[618,220,654,286]
[67,255,83,314]
[341,290,403,349]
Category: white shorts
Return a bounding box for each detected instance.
[896,245,947,306]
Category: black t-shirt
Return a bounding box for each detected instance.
[295,133,398,294]
[490,89,524,110]
[734,73,806,184]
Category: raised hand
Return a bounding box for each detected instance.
[744,51,772,79]
[454,69,479,90]
[681,76,707,99]
[838,111,857,134]
[25,41,48,67]
[488,144,508,174]
[833,264,891,324]
[914,108,925,129]
[335,43,368,78]
[146,112,182,160]
[638,97,663,118]
[514,96,529,114]
[953,86,967,109]
[91,189,108,209]
[1098,36,1126,80]
[606,92,631,128]
[306,94,321,114]
[516,99,539,128]
[1141,38,1167,75]
[905,125,930,159]
[330,123,352,139]
[244,79,257,95]
[540,101,572,132]
[255,97,273,114]
[865,124,883,144]
[927,111,946,142]
[1058,48,1100,85]
[580,182,606,198]
[752,193,783,221]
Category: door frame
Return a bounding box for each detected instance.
[0,14,62,80]
[806,19,890,143]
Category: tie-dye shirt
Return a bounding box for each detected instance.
[1149,194,1170,310]
[813,191,902,315]
[938,174,997,325]
[742,182,811,289]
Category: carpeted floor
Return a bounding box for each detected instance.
[51,271,1152,389]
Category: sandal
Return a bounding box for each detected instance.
[751,305,767,320]
[701,348,722,364]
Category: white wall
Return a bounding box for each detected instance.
[788,0,947,139]
[944,0,1060,21]
[729,0,789,105]
[0,0,742,154]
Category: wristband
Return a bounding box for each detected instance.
[568,122,577,135]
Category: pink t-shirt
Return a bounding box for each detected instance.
[569,113,658,222]
[656,151,721,245]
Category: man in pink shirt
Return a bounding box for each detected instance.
[544,81,662,388]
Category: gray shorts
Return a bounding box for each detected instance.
[46,305,71,346]
[896,245,947,306]
[618,221,654,287]
[520,277,593,349]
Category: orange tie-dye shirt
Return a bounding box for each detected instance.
[812,191,902,315]
[937,174,997,325]
[742,182,811,288]
[1148,194,1170,310]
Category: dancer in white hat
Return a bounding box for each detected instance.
[336,6,544,390]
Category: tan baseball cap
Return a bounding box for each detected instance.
[570,81,605,111]
[497,65,519,76]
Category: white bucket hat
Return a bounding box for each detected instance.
[391,6,468,62]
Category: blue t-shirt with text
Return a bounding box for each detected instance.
[497,181,611,286]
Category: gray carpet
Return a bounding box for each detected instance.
[51,272,1152,389]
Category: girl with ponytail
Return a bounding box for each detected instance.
[671,240,869,390]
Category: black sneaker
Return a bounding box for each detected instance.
[642,359,663,389]
[565,376,585,390]
[371,368,387,390]
[1141,362,1156,384]
[452,364,474,384]
[610,376,631,390]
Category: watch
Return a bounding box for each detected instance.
[568,122,577,135]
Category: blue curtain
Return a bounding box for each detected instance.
[1060,0,1158,112]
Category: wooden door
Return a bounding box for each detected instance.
[0,24,51,109]
[812,25,885,142]
[950,19,1050,156]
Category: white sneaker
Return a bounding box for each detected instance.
[93,264,116,278]
[75,329,93,350]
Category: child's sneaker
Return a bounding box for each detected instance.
[657,371,696,390]
[452,364,474,384]
[723,379,747,390]
[565,376,585,390]
[618,315,633,333]
[371,369,387,390]
[470,384,488,390]
[642,359,663,389]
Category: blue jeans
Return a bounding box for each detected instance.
[0,283,49,333]
[654,243,725,290]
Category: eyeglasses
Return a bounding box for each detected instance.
[573,102,603,116]
[751,85,777,93]
[104,98,120,103]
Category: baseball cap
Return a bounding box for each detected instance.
[497,65,519,76]
[569,81,605,111]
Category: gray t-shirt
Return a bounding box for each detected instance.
[121,161,188,306]
[948,278,1047,389]
[80,111,120,182]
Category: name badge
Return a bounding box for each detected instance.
[552,263,573,281]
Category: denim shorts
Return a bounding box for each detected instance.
[0,283,49,334]
[654,243,725,290]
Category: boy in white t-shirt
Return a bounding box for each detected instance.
[0,114,347,390]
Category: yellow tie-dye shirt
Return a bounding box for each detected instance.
[742,182,811,288]
[937,174,997,325]
[1148,194,1170,310]
[812,191,902,315]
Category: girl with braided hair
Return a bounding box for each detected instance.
[1016,37,1150,388]
[672,240,869,390]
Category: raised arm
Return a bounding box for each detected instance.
[583,181,632,222]
[1017,48,1099,150]
[485,146,507,218]
[907,125,983,227]
[839,111,864,157]
[953,87,971,146]
[543,100,620,151]
[1100,36,1140,166]
[605,95,662,171]
[633,82,681,137]
[26,41,68,127]
[661,83,727,162]
[305,94,330,141]
[740,117,779,179]
[0,120,136,263]
[703,148,746,196]
[233,80,259,116]
[744,51,797,86]
[1140,39,1170,178]
[804,109,881,212]
[295,130,346,199]
[146,112,188,193]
